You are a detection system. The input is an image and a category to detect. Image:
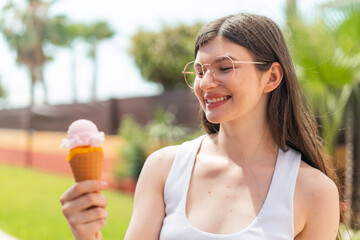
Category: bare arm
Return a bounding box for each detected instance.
[294,163,340,240]
[124,145,178,240]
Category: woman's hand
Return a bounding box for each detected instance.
[60,180,109,240]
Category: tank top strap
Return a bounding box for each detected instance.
[266,147,301,201]
[258,146,301,238]
[163,135,207,211]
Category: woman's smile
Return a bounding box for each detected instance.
[204,93,232,109]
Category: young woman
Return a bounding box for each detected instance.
[60,13,340,240]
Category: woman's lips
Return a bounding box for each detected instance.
[204,95,231,109]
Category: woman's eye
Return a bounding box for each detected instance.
[196,71,204,77]
[219,67,232,72]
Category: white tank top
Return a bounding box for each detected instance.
[159,135,301,240]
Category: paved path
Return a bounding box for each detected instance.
[0,230,18,240]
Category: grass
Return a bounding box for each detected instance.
[0,164,133,240]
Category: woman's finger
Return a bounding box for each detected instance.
[62,192,108,217]
[71,218,107,239]
[60,180,108,204]
[68,207,108,226]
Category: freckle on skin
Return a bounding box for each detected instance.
[208,191,211,194]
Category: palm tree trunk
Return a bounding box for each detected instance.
[344,94,354,226]
[91,41,98,102]
[71,45,78,103]
[38,66,48,105]
[351,85,360,228]
[26,66,36,168]
[29,66,36,107]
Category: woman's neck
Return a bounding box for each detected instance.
[213,119,277,166]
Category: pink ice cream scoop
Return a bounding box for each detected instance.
[61,119,105,149]
[61,119,105,182]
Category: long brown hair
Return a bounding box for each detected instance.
[195,13,338,184]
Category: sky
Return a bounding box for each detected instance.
[0,0,330,108]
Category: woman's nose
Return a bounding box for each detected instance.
[199,70,219,90]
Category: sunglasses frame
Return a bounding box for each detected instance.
[182,55,267,89]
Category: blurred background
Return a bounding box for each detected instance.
[0,0,359,239]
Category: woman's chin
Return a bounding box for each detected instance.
[205,113,223,124]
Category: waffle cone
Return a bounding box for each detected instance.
[68,148,104,182]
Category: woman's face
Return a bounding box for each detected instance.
[194,36,271,125]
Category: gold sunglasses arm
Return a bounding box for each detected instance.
[182,61,197,75]
[182,71,196,74]
[233,60,267,65]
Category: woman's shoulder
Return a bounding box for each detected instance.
[145,135,206,171]
[294,160,340,237]
[147,144,180,165]
[296,160,339,201]
[144,145,181,179]
[142,135,205,186]
[134,145,181,199]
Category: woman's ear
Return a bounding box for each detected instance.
[263,62,283,93]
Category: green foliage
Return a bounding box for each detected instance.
[1,1,65,66]
[81,21,115,42]
[0,86,5,99]
[287,5,360,154]
[0,164,133,240]
[117,108,202,180]
[0,76,6,99]
[129,22,203,90]
[354,230,360,240]
[78,21,115,59]
[79,20,115,100]
[147,108,193,145]
[335,4,360,57]
[44,16,85,47]
[0,0,115,104]
[118,116,149,179]
[338,223,360,240]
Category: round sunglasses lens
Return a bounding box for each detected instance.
[183,62,199,88]
[211,56,234,82]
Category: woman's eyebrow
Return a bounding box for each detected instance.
[212,56,236,63]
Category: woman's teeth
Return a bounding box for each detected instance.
[206,96,230,103]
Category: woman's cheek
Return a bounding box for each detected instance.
[194,87,206,110]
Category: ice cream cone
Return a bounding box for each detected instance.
[68,146,104,182]
[62,119,105,182]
